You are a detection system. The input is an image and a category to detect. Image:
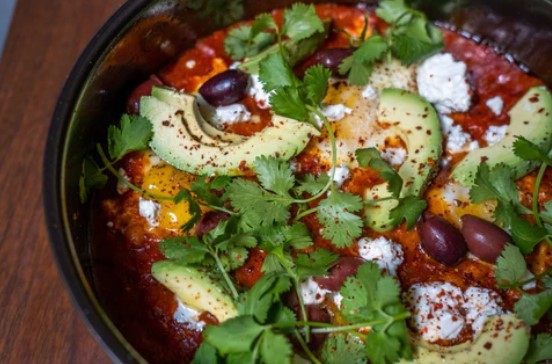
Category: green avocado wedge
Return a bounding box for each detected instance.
[140,93,319,176]
[402,315,529,364]
[150,86,246,145]
[151,261,238,323]
[364,88,442,231]
[451,86,552,186]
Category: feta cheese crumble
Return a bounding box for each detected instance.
[405,282,507,342]
[405,282,466,342]
[441,114,479,154]
[417,53,471,114]
[300,277,330,305]
[381,147,407,166]
[212,103,251,128]
[174,297,205,331]
[116,168,130,195]
[328,165,350,187]
[463,287,504,333]
[357,237,404,276]
[138,198,161,227]
[332,292,343,309]
[486,96,504,115]
[361,84,378,100]
[314,104,353,127]
[484,125,508,146]
[185,60,196,69]
[248,74,272,109]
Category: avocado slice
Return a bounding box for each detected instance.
[451,87,552,186]
[151,261,238,322]
[364,88,442,231]
[402,314,529,364]
[140,94,319,176]
[150,86,245,145]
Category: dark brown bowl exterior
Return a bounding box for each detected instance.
[44,0,552,362]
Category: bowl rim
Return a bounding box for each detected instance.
[43,0,152,362]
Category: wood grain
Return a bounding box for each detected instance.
[0,0,125,362]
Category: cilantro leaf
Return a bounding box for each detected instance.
[356,147,402,198]
[282,3,324,41]
[317,191,363,248]
[391,31,442,65]
[514,290,552,325]
[513,136,552,164]
[174,188,203,232]
[495,244,527,288]
[389,196,427,228]
[294,249,339,279]
[240,272,292,323]
[159,236,208,264]
[365,331,401,364]
[524,333,552,364]
[225,179,292,227]
[282,222,313,249]
[191,342,219,364]
[296,173,330,195]
[191,175,231,207]
[224,25,275,60]
[253,156,295,196]
[269,87,309,121]
[259,330,293,364]
[251,13,278,37]
[203,315,265,354]
[340,35,388,86]
[469,163,519,207]
[107,114,153,160]
[79,157,108,202]
[322,334,367,364]
[304,64,331,106]
[259,53,299,92]
[509,212,547,254]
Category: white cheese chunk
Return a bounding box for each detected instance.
[483,125,508,146]
[441,114,480,154]
[486,96,504,115]
[248,74,272,109]
[174,297,205,331]
[405,282,466,342]
[328,165,350,187]
[361,84,378,100]
[417,53,471,114]
[138,198,161,227]
[381,147,407,166]
[212,103,251,127]
[185,60,196,69]
[357,237,404,276]
[332,292,343,309]
[314,104,353,127]
[300,277,330,305]
[521,271,537,290]
[462,287,505,333]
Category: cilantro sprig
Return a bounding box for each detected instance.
[469,162,547,254]
[225,4,329,74]
[357,147,427,229]
[195,263,412,364]
[338,0,442,86]
[495,244,552,325]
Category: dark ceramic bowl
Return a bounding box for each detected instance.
[44,0,552,362]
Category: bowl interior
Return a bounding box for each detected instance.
[45,0,552,362]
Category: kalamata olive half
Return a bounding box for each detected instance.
[418,214,468,266]
[313,48,354,76]
[198,69,249,106]
[461,214,511,263]
[314,257,364,291]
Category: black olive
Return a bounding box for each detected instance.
[313,48,354,76]
[418,214,467,266]
[461,214,511,263]
[199,69,249,106]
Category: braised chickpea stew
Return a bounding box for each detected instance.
[82,1,552,363]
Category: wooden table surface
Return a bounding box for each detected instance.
[0,0,126,362]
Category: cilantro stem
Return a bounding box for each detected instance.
[96,144,174,202]
[501,266,552,290]
[293,207,319,222]
[294,330,322,364]
[210,247,240,300]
